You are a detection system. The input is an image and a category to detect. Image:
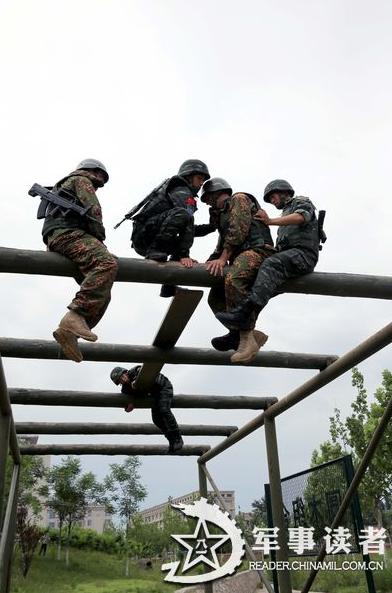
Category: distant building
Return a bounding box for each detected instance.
[20,435,112,534]
[138,490,236,528]
[46,505,112,534]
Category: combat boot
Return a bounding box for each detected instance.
[211,330,240,351]
[167,430,184,454]
[53,328,83,363]
[230,330,268,364]
[159,284,177,298]
[215,297,256,330]
[59,311,98,342]
[145,249,168,262]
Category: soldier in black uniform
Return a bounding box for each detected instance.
[110,366,184,453]
[130,159,210,297]
[216,179,320,354]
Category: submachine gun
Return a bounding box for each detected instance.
[28,183,99,222]
[318,209,327,250]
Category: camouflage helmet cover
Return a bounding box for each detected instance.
[76,158,109,183]
[200,177,232,203]
[263,179,294,203]
[178,159,210,180]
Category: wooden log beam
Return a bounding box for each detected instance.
[15,422,238,436]
[133,288,203,391]
[19,444,210,456]
[9,389,277,410]
[0,247,391,299]
[0,338,337,370]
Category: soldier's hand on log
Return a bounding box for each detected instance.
[124,403,135,413]
[180,257,194,268]
[206,258,226,276]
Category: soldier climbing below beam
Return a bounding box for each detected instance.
[38,159,118,363]
[200,177,275,364]
[110,366,184,453]
[119,159,214,298]
[216,179,322,362]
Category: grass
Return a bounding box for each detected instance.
[10,547,178,593]
[10,546,392,593]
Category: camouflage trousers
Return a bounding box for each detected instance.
[151,390,179,436]
[208,248,272,329]
[250,247,318,312]
[47,230,118,328]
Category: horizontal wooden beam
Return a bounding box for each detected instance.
[9,389,276,410]
[19,444,210,456]
[0,247,391,299]
[16,422,238,436]
[0,338,337,370]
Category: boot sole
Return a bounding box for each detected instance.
[53,328,83,363]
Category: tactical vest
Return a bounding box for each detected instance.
[277,195,319,256]
[217,193,273,256]
[41,173,89,242]
[132,176,196,223]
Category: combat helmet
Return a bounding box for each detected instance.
[76,158,109,184]
[110,367,128,385]
[200,177,232,203]
[263,179,294,203]
[178,159,210,180]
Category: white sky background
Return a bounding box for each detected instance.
[0,0,391,513]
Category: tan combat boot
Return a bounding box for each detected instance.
[230,330,268,364]
[53,328,83,363]
[59,311,98,342]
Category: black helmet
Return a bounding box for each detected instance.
[76,159,109,184]
[264,179,295,202]
[263,179,294,203]
[200,177,232,203]
[110,365,141,385]
[178,159,210,179]
[110,367,127,385]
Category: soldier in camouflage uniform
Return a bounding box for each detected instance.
[110,366,184,453]
[216,180,320,361]
[42,159,118,363]
[131,159,210,297]
[200,177,275,363]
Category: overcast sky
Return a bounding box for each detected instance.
[1,0,391,513]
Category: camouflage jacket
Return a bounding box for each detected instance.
[42,170,106,243]
[277,195,319,257]
[210,193,273,261]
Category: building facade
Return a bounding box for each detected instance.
[137,490,236,528]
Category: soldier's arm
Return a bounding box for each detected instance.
[168,186,197,213]
[269,198,315,226]
[72,176,106,240]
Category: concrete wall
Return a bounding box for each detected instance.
[175,569,261,593]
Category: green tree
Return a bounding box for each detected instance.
[44,456,102,565]
[103,457,147,575]
[311,368,392,528]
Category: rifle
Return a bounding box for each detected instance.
[113,196,151,229]
[318,209,327,249]
[28,183,99,222]
[114,178,170,229]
